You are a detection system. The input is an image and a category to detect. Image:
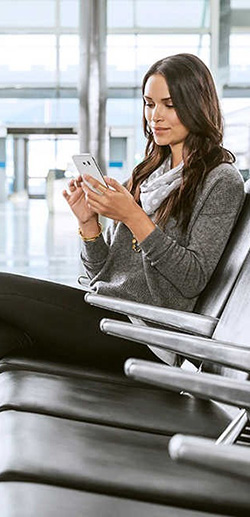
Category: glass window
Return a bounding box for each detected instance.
[136,34,210,83]
[107,0,209,29]
[60,0,79,28]
[0,0,55,28]
[231,0,250,8]
[50,99,79,125]
[222,97,250,172]
[28,135,79,178]
[56,136,79,170]
[59,35,79,84]
[229,34,250,84]
[0,35,56,85]
[107,98,137,126]
[0,99,46,125]
[135,0,210,29]
[107,33,210,86]
[107,35,137,84]
[27,134,79,197]
[0,98,78,126]
[107,97,146,168]
[108,0,134,28]
[28,136,56,179]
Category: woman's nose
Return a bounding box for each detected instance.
[152,105,164,121]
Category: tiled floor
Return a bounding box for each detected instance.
[0,192,85,289]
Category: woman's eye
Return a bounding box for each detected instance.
[165,104,175,109]
[145,103,154,108]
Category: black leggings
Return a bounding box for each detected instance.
[0,273,159,373]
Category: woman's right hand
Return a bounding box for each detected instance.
[62,175,97,224]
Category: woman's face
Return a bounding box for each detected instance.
[144,73,189,153]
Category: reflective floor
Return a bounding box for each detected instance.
[0,193,84,289]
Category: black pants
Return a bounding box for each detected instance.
[0,273,159,373]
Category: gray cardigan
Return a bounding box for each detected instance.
[80,163,244,312]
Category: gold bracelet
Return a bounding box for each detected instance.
[78,222,103,242]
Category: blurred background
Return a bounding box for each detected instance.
[0,0,249,285]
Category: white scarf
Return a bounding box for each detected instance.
[140,157,183,215]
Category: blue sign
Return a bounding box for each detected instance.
[109,161,123,168]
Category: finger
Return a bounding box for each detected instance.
[87,200,100,214]
[97,184,108,194]
[68,177,82,189]
[87,199,103,213]
[62,190,70,200]
[81,183,102,203]
[81,181,92,195]
[83,175,108,193]
[68,179,75,188]
[104,176,124,192]
[75,178,83,188]
[82,179,108,198]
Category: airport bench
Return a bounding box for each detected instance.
[0,181,250,515]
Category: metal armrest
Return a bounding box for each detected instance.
[124,358,250,409]
[85,293,217,336]
[168,433,250,481]
[77,276,91,292]
[100,318,250,373]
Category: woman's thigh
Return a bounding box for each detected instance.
[0,273,159,371]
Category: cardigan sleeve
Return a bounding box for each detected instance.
[80,221,114,279]
[139,171,245,299]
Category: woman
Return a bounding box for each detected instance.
[64,53,244,311]
[0,54,244,371]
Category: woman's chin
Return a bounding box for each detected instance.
[154,136,171,146]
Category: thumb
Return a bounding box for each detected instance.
[62,189,69,201]
[104,176,125,192]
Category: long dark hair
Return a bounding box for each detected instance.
[127,53,235,231]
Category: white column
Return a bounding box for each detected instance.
[210,0,221,94]
[79,0,107,173]
[13,137,28,193]
[210,0,231,98]
[0,124,7,202]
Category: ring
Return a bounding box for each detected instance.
[97,184,108,193]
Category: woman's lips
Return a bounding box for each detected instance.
[152,127,170,134]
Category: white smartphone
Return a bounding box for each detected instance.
[72,153,107,194]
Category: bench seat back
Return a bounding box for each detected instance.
[195,179,250,318]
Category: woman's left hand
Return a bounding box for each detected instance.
[82,175,140,224]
